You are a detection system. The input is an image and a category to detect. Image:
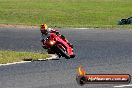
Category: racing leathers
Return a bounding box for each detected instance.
[41,28,73,49]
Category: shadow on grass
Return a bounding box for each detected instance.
[23,58,33,61]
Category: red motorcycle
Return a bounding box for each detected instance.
[43,33,75,59]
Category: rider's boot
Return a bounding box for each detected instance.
[58,53,61,58]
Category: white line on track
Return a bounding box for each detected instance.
[114,84,132,87]
[0,61,31,66]
[0,54,57,66]
[38,54,57,61]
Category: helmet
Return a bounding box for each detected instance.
[40,24,48,34]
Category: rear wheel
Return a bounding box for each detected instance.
[47,49,55,54]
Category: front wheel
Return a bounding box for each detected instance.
[57,45,70,59]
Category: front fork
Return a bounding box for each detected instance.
[50,45,62,58]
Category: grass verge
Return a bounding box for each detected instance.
[0,0,131,28]
[0,50,50,64]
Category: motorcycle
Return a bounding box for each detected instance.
[43,33,75,59]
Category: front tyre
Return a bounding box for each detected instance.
[57,45,70,59]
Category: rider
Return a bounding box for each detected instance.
[40,23,73,49]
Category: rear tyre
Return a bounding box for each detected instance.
[47,49,55,54]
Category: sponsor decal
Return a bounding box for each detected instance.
[76,66,131,86]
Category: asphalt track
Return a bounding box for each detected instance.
[0,28,132,88]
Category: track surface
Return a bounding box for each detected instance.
[0,28,132,88]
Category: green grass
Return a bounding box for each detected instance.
[0,0,132,28]
[0,50,50,64]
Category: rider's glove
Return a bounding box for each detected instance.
[61,35,65,39]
